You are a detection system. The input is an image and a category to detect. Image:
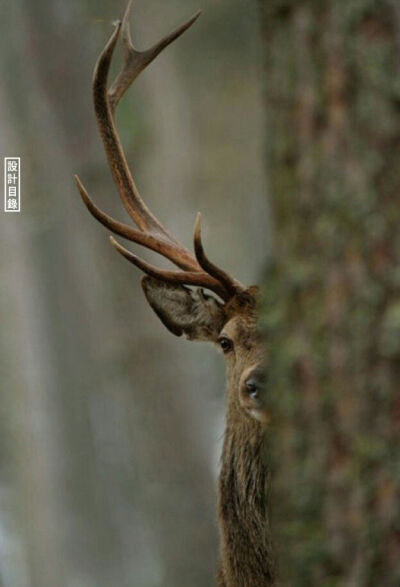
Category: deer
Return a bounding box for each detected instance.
[75,2,275,585]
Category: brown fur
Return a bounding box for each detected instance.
[143,278,276,586]
[216,292,275,586]
[217,415,275,586]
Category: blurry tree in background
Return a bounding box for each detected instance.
[0,1,266,586]
[258,0,400,585]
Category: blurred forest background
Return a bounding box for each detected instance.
[2,0,400,586]
[0,1,266,587]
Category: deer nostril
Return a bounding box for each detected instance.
[245,378,259,399]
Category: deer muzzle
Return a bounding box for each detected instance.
[239,365,269,424]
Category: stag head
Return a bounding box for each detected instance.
[75,1,267,424]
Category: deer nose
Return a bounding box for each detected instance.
[241,367,270,423]
[245,377,260,399]
[244,368,266,400]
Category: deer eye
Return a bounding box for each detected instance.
[218,336,234,354]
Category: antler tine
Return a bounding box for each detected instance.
[193,214,245,295]
[75,175,198,271]
[93,19,174,236]
[77,3,244,303]
[109,0,202,112]
[88,11,204,273]
[110,237,229,300]
[93,2,200,239]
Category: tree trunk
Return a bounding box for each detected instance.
[258,1,400,585]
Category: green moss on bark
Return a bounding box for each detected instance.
[258,1,400,585]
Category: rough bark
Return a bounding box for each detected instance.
[258,1,400,585]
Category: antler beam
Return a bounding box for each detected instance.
[75,1,244,301]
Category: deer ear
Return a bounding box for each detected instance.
[141,276,225,341]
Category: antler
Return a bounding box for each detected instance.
[75,1,244,301]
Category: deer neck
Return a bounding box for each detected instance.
[217,401,275,586]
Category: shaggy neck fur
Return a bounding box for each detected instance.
[217,401,275,587]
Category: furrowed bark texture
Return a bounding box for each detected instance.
[258,1,400,585]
